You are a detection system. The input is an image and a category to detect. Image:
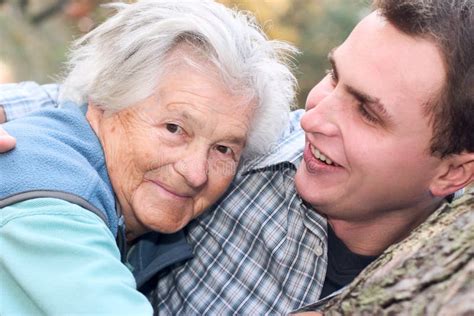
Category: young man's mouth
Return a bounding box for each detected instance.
[303,142,342,173]
[309,144,339,166]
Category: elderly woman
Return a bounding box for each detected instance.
[0,0,297,314]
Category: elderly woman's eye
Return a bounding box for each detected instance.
[165,123,182,134]
[216,145,232,155]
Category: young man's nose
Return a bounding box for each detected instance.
[301,92,341,137]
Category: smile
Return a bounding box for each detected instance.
[309,144,338,166]
[149,179,193,200]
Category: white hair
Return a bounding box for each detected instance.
[59,0,299,157]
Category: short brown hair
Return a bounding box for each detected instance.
[374,0,474,157]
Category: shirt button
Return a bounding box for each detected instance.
[314,245,323,257]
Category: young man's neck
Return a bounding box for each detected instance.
[328,199,444,256]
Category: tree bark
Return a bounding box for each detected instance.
[321,189,474,315]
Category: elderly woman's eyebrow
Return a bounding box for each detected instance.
[165,107,205,128]
[172,108,247,143]
[222,134,247,146]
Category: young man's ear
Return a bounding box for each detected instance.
[430,152,474,197]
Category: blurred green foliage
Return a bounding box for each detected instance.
[282,0,371,107]
[220,0,371,107]
[0,1,72,82]
[0,0,371,107]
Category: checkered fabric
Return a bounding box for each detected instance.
[0,81,59,120]
[1,82,467,315]
[150,110,329,315]
[0,83,329,314]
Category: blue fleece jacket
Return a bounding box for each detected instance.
[0,102,118,235]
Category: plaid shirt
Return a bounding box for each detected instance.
[0,81,59,121]
[2,82,467,315]
[0,82,329,314]
[151,110,328,315]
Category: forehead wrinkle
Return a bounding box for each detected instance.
[166,102,207,130]
[172,87,239,116]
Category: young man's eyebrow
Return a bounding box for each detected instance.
[346,85,392,121]
[328,48,393,123]
[327,49,339,80]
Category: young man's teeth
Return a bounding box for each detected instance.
[310,145,334,165]
[313,147,321,159]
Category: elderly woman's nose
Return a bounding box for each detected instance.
[174,153,209,188]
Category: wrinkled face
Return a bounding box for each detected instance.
[294,12,447,221]
[98,67,253,236]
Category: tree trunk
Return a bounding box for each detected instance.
[321,189,474,315]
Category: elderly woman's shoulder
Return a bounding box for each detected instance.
[0,103,117,234]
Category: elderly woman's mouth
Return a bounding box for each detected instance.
[147,179,193,200]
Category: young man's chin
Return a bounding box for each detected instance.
[295,166,328,209]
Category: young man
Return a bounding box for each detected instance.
[1,0,473,314]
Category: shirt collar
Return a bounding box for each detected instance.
[240,127,305,174]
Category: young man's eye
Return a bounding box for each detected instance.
[357,103,378,124]
[325,68,337,83]
[165,123,183,134]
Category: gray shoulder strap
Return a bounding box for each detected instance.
[0,190,108,225]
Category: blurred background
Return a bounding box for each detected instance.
[0,0,370,107]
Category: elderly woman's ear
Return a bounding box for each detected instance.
[86,102,105,133]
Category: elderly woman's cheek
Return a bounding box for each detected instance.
[208,157,238,198]
[215,156,238,180]
[192,158,237,218]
